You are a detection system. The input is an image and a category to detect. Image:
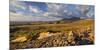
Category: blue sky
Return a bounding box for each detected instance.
[10,1,94,21]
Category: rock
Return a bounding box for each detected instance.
[68,31,73,36]
[88,33,94,41]
[37,32,51,39]
[11,36,27,43]
[67,31,74,42]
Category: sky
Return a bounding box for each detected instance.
[9,0,94,22]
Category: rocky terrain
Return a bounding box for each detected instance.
[10,20,94,50]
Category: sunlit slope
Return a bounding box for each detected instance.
[11,19,94,33]
[10,19,94,49]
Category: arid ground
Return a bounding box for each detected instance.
[10,19,94,50]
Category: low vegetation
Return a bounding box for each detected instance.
[10,19,94,49]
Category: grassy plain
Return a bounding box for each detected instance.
[10,19,94,49]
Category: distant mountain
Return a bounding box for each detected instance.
[59,16,81,21]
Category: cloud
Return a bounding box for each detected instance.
[75,5,91,17]
[10,11,62,21]
[43,12,49,16]
[86,7,94,18]
[44,3,94,18]
[9,0,29,15]
[10,1,94,22]
[9,1,62,21]
[10,0,26,10]
[29,6,39,13]
[45,3,68,17]
[29,5,41,13]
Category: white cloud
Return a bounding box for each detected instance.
[10,0,27,11]
[10,12,62,21]
[45,3,94,18]
[75,5,90,16]
[9,1,94,22]
[10,12,23,17]
[43,12,49,16]
[45,3,68,17]
[29,6,40,13]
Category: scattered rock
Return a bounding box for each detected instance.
[11,36,27,43]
